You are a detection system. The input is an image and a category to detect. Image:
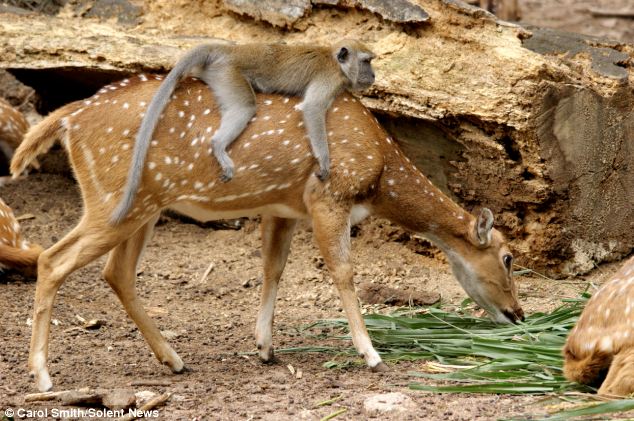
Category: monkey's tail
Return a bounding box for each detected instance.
[10,106,72,178]
[110,44,219,225]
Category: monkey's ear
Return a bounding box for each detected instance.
[337,47,349,63]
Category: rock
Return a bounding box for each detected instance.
[363,392,416,417]
[224,0,311,27]
[101,389,136,410]
[358,282,441,306]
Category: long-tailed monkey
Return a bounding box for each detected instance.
[111,40,375,224]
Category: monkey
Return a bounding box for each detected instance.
[111,40,375,224]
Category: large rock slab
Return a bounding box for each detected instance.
[0,0,632,275]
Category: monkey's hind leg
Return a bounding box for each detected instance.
[200,66,256,182]
[300,84,333,181]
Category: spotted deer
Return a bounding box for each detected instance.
[0,197,42,273]
[11,75,524,392]
[0,98,29,161]
[564,256,634,396]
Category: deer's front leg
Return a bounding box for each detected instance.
[309,200,388,372]
[256,216,297,362]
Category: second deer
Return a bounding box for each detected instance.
[12,75,524,392]
[564,256,634,396]
[0,197,42,274]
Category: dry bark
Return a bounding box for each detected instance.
[0,0,632,276]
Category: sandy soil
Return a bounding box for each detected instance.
[0,172,618,420]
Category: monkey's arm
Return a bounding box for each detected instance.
[111,45,218,224]
[300,80,342,181]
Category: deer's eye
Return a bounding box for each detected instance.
[503,254,513,269]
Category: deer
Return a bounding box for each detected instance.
[0,196,42,274]
[563,256,634,396]
[11,74,524,392]
[0,97,29,162]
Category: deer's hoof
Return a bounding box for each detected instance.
[370,362,390,373]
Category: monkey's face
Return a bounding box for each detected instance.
[335,41,376,91]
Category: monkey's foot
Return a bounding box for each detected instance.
[220,168,234,182]
[315,167,330,182]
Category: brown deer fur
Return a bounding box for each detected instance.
[0,197,42,273]
[11,75,524,392]
[564,256,634,395]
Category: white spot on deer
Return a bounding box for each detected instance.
[341,139,348,144]
[249,164,259,170]
[191,138,198,146]
[263,115,271,121]
[190,115,196,121]
[184,100,190,107]
[266,130,274,135]
[282,140,290,146]
[264,99,273,106]
[155,173,162,181]
[599,336,613,352]
[194,181,204,190]
[293,144,301,150]
[237,166,247,172]
[297,121,304,127]
[387,179,395,186]
[290,158,301,165]
[181,180,188,186]
[123,129,130,136]
[265,155,273,160]
[283,97,290,103]
[111,155,119,163]
[187,163,194,171]
[151,140,158,147]
[123,102,129,109]
[122,143,130,151]
[178,111,185,118]
[367,155,374,160]
[140,74,148,82]
[343,115,350,120]
[180,132,186,139]
[187,122,194,129]
[164,156,172,165]
[206,127,213,133]
[243,142,251,149]
[386,137,391,144]
[194,152,200,160]
[274,167,283,172]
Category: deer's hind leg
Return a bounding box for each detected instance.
[102,213,184,374]
[256,216,297,362]
[30,216,145,391]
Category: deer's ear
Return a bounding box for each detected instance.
[474,208,494,247]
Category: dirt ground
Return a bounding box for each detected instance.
[1,0,633,420]
[0,172,620,420]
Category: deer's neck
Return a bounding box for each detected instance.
[372,145,473,249]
